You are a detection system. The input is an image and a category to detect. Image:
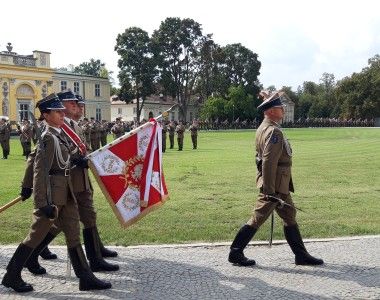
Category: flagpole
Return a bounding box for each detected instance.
[87,104,178,159]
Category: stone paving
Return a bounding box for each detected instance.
[0,235,379,299]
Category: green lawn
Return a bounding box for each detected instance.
[1,128,379,246]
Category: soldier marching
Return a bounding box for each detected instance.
[0,117,11,159]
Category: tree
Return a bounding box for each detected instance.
[200,85,258,121]
[152,17,205,121]
[73,59,109,78]
[115,27,157,123]
[335,55,380,118]
[194,35,223,101]
[218,43,261,97]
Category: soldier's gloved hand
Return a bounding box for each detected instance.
[39,205,57,219]
[73,156,89,169]
[20,187,33,201]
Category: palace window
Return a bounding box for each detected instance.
[19,103,30,121]
[96,108,101,121]
[61,81,67,91]
[95,84,100,97]
[74,82,80,93]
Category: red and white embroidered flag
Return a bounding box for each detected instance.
[87,120,168,227]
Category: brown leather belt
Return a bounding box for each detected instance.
[49,169,70,177]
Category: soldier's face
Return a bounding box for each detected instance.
[78,104,85,117]
[269,107,285,120]
[44,110,65,127]
[63,100,78,118]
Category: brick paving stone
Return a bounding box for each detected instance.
[0,236,379,299]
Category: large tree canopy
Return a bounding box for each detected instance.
[151,17,205,120]
[115,27,157,123]
[73,59,108,78]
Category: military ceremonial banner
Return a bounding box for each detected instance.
[87,120,168,227]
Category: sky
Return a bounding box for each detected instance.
[1,0,379,90]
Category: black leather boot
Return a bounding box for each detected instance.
[284,224,324,265]
[39,246,58,260]
[2,244,34,293]
[83,227,119,272]
[228,225,257,266]
[68,244,112,291]
[25,233,57,275]
[94,227,118,258]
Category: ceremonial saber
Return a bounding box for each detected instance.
[0,196,23,213]
[269,212,274,248]
[266,195,305,213]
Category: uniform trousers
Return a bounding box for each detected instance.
[23,197,80,249]
[50,189,97,237]
[247,192,297,229]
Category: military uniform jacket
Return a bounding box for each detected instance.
[66,119,92,193]
[175,124,185,138]
[111,123,124,138]
[255,117,294,195]
[168,124,175,136]
[0,123,10,141]
[189,125,198,136]
[20,124,33,142]
[33,127,74,209]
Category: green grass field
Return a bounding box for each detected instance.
[1,128,379,246]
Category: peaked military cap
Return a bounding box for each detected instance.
[75,94,85,105]
[257,92,286,112]
[57,90,77,102]
[36,93,65,113]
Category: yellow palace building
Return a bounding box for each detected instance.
[0,43,110,127]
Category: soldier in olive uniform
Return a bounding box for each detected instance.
[20,92,119,276]
[167,120,175,149]
[89,118,101,151]
[2,94,111,293]
[161,120,167,153]
[188,120,198,149]
[81,118,92,151]
[0,118,10,159]
[19,119,33,159]
[100,120,109,146]
[228,93,323,267]
[111,117,125,139]
[175,121,185,151]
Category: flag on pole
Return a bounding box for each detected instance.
[87,119,168,227]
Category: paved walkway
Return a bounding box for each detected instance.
[0,235,379,299]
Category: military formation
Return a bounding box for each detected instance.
[198,117,375,130]
[8,89,379,295]
[1,92,117,293]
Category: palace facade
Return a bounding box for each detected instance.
[0,43,110,127]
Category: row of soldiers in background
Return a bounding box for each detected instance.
[162,120,198,152]
[110,118,199,151]
[198,117,376,130]
[13,118,112,159]
[78,118,109,152]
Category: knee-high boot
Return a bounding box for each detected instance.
[40,245,58,260]
[83,227,119,272]
[91,226,118,257]
[284,224,324,265]
[25,233,57,275]
[2,244,34,293]
[68,244,112,291]
[228,224,257,266]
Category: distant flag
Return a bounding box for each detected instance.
[87,119,168,227]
